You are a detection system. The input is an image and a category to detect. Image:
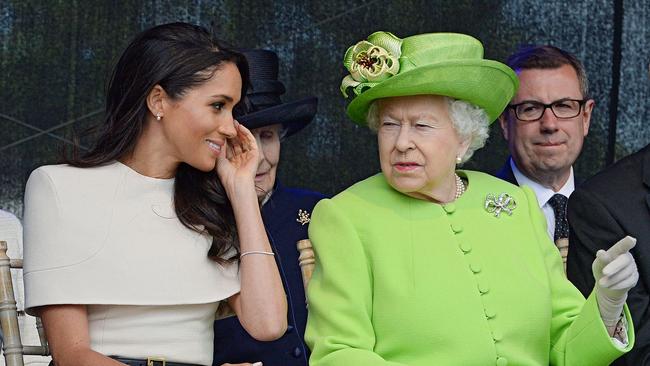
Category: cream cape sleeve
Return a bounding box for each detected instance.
[23,164,240,313]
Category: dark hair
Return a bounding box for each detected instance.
[506,45,589,98]
[67,22,249,263]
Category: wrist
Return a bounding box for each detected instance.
[224,178,256,200]
[597,289,626,327]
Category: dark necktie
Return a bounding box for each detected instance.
[547,194,569,272]
[547,194,569,241]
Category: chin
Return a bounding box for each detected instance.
[189,159,217,173]
[387,178,422,195]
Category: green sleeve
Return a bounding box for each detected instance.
[305,199,407,366]
[521,187,634,365]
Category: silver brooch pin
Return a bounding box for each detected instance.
[296,209,311,225]
[485,193,517,217]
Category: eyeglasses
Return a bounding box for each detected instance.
[507,99,587,121]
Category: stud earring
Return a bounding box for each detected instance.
[456,156,462,164]
[155,113,162,121]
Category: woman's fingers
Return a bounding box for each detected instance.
[605,236,636,259]
[603,252,635,276]
[599,257,637,288]
[236,121,257,152]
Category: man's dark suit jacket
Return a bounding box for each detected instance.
[212,182,326,366]
[495,158,518,185]
[567,143,650,365]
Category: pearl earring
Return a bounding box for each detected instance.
[456,156,462,164]
[155,113,162,121]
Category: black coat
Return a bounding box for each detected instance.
[567,144,650,365]
[212,183,325,366]
[495,158,518,185]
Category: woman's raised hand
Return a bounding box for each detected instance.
[592,235,639,331]
[216,121,260,196]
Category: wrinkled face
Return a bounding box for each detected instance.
[377,95,469,200]
[500,65,593,181]
[252,123,282,200]
[161,62,242,172]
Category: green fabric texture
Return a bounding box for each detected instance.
[305,170,632,365]
[340,32,519,125]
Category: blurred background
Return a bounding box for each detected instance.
[1,0,648,217]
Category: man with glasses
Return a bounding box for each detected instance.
[496,45,594,270]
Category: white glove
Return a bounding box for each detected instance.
[592,236,639,328]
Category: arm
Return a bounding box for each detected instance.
[520,188,633,365]
[305,199,406,366]
[568,189,650,364]
[38,305,125,366]
[219,123,286,341]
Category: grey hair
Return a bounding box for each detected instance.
[366,96,489,164]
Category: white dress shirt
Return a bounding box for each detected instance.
[510,159,575,241]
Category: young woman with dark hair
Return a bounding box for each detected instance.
[22,22,286,366]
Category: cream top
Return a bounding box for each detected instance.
[23,162,240,365]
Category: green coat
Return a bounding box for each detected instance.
[305,170,633,366]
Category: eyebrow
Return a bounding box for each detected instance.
[210,94,234,102]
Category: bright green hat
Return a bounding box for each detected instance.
[341,31,519,125]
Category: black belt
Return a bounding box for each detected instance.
[109,356,203,366]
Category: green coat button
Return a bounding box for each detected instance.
[459,242,472,253]
[470,263,481,273]
[442,203,456,214]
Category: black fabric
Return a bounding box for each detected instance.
[548,194,569,241]
[212,182,327,366]
[108,356,201,366]
[567,143,650,365]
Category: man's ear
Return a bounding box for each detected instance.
[146,85,166,119]
[498,114,509,141]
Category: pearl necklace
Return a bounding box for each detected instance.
[454,173,466,200]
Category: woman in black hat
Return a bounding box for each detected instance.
[213,49,325,366]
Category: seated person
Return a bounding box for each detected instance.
[22,22,287,366]
[306,31,637,366]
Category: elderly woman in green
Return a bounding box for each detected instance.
[305,32,638,366]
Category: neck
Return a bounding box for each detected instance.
[121,121,179,179]
[521,166,571,192]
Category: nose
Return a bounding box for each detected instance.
[219,114,238,139]
[395,124,415,152]
[539,107,559,133]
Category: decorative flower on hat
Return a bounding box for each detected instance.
[340,31,402,98]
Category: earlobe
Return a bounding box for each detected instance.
[146,85,166,120]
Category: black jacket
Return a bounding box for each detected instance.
[567,144,650,365]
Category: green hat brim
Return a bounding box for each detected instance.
[346,59,519,125]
